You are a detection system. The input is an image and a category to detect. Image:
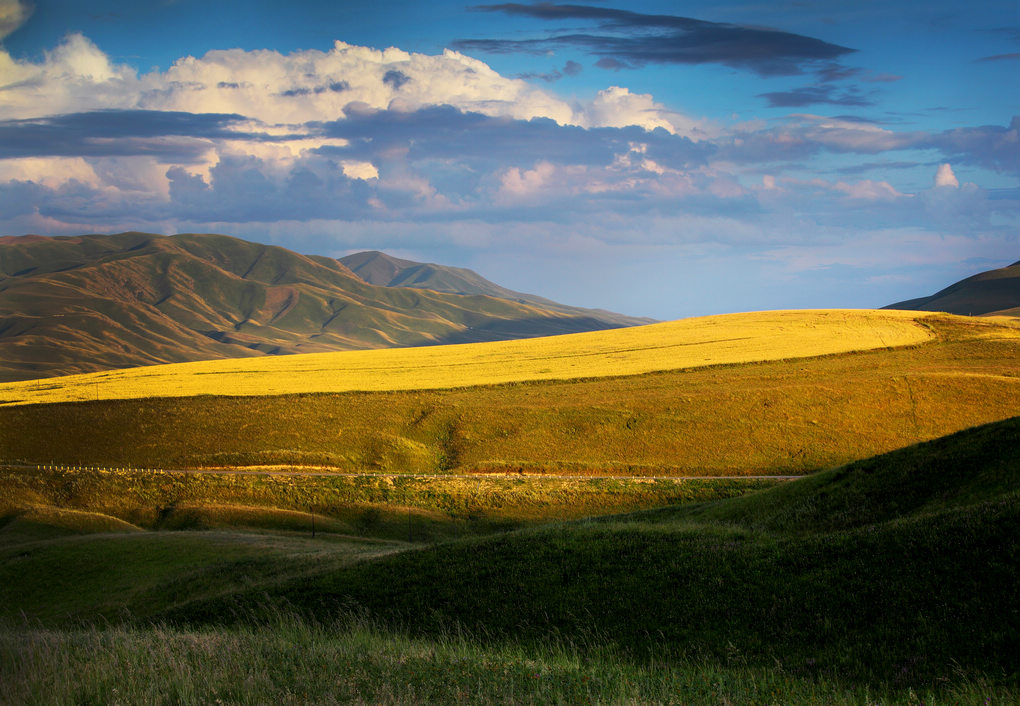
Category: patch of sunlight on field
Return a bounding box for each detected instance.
[0,309,976,406]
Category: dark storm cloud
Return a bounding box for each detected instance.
[455,2,855,76]
[0,110,252,161]
[316,104,711,169]
[515,60,583,82]
[758,84,874,108]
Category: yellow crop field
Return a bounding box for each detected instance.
[0,309,987,407]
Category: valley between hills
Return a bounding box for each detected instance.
[1,234,1019,704]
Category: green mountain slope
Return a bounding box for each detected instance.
[0,233,646,382]
[885,260,1020,316]
[340,250,654,326]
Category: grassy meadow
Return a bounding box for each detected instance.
[1,309,1018,703]
[0,309,942,406]
[1,417,1018,704]
[1,312,1016,476]
[164,420,1020,686]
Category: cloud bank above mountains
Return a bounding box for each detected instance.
[0,0,1016,319]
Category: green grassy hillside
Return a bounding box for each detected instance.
[1,288,1017,701]
[1,419,1016,700]
[0,467,767,547]
[0,529,405,624]
[163,416,1020,684]
[666,412,1020,532]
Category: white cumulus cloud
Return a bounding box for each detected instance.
[0,35,709,137]
[579,86,709,136]
[934,163,959,188]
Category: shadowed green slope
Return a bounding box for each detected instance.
[0,233,644,382]
[0,418,1016,684]
[162,417,1019,683]
[640,415,1020,532]
[0,529,405,623]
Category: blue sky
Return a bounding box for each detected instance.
[0,0,1016,319]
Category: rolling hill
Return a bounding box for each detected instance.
[3,418,1016,702]
[1,311,1016,477]
[885,259,1020,316]
[0,308,941,406]
[29,415,1003,687]
[0,232,647,383]
[2,305,1019,700]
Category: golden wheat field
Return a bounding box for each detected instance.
[0,309,983,406]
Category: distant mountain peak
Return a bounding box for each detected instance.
[337,250,421,289]
[340,250,654,326]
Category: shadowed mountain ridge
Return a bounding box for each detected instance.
[885,260,1020,317]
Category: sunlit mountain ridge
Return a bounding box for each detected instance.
[0,232,647,382]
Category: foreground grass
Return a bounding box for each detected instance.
[2,618,1013,706]
[180,496,1016,685]
[0,530,406,624]
[0,309,940,406]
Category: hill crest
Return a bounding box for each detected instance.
[885,260,1020,317]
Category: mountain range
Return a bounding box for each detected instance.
[0,232,650,383]
[2,231,1015,384]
